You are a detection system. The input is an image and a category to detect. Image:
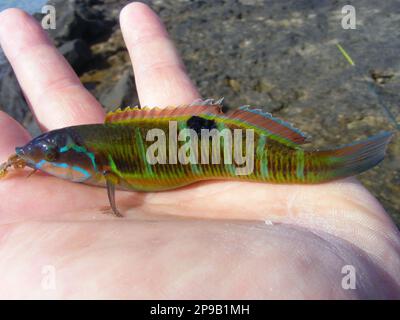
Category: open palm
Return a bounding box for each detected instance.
[0,3,399,299]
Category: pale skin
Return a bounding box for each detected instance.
[0,3,399,299]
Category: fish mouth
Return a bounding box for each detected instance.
[15,146,29,162]
[15,146,36,168]
[15,147,24,156]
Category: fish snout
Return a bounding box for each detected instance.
[15,144,36,163]
[15,147,24,156]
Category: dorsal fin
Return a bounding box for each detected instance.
[105,104,223,124]
[225,106,308,144]
[189,97,224,106]
[105,104,308,145]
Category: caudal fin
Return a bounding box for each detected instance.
[319,131,393,179]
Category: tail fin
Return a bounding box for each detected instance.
[319,131,393,179]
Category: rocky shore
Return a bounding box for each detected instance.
[0,0,399,224]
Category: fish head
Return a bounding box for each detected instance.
[16,129,97,183]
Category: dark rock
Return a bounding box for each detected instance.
[34,0,113,46]
[58,38,92,73]
[99,70,136,111]
[0,64,41,136]
[0,64,29,123]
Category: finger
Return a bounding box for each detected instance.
[0,9,105,131]
[0,111,31,161]
[120,2,200,107]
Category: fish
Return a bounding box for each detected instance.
[0,100,393,217]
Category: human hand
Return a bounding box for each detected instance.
[0,2,399,299]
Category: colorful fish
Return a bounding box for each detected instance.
[0,101,392,216]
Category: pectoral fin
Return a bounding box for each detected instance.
[104,171,123,217]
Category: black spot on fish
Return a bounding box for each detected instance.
[187,116,217,136]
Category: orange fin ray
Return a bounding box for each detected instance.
[105,104,223,124]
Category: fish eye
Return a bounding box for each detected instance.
[44,148,59,162]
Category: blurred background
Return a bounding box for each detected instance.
[0,0,399,225]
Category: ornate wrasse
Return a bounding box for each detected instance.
[0,103,393,216]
